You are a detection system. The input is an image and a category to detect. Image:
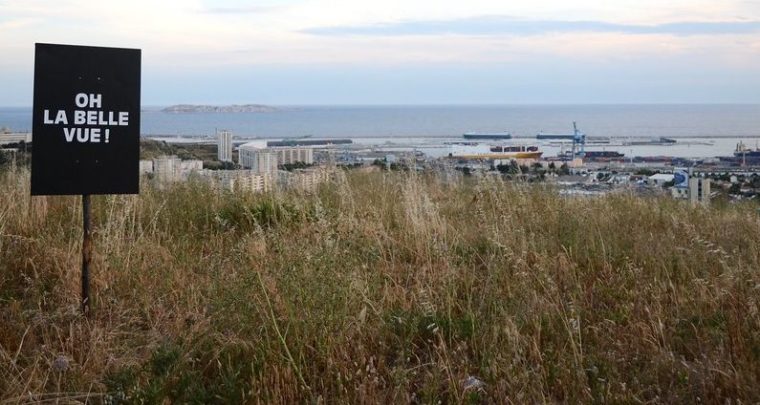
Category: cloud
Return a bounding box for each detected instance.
[201,6,280,14]
[198,0,301,15]
[0,17,40,30]
[303,15,760,37]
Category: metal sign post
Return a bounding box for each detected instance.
[81,194,92,314]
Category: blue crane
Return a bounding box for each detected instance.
[571,121,586,158]
[537,122,586,160]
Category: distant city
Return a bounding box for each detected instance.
[4,103,760,203]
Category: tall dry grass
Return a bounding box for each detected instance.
[1,166,759,403]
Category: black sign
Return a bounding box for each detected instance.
[31,43,141,195]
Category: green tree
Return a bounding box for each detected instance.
[729,183,742,195]
[281,161,313,171]
[496,160,520,175]
[0,149,8,168]
[749,175,760,189]
[221,161,240,170]
[455,166,473,176]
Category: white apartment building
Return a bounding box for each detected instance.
[139,160,154,174]
[153,155,181,183]
[273,147,313,165]
[0,132,32,146]
[151,155,204,183]
[198,170,270,193]
[218,130,233,162]
[238,142,314,169]
[238,143,278,173]
[688,177,711,205]
[278,168,332,192]
[181,160,203,172]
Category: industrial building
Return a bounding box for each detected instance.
[648,173,674,187]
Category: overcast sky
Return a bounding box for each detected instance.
[1,0,759,105]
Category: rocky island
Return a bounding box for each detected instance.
[161,104,279,113]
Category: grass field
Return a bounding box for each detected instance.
[1,166,759,403]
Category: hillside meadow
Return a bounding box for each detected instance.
[1,166,759,403]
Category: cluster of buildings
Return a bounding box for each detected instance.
[197,169,270,193]
[140,130,327,194]
[0,130,32,163]
[653,170,712,204]
[0,130,32,145]
[549,168,713,204]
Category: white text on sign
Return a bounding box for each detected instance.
[42,93,130,143]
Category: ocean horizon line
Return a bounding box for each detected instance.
[2,102,760,110]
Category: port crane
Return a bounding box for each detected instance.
[570,121,586,158]
[543,122,585,161]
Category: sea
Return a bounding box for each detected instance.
[2,104,760,158]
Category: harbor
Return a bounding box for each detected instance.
[4,109,760,204]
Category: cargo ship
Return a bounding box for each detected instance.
[559,150,625,161]
[733,141,760,158]
[623,137,677,146]
[463,132,512,140]
[449,143,542,160]
[536,132,576,140]
[718,141,760,165]
[536,123,585,141]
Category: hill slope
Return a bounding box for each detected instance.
[1,169,759,403]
